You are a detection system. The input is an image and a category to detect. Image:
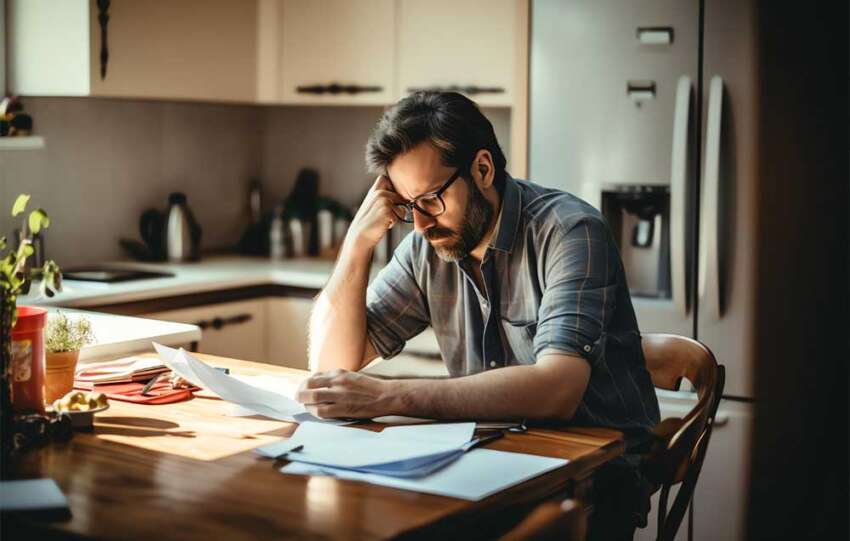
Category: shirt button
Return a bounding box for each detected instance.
[489,361,497,368]
[583,345,592,352]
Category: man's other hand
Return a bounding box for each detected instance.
[347,175,405,252]
[296,369,400,419]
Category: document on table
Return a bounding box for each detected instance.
[152,343,347,425]
[281,448,569,501]
[256,422,477,477]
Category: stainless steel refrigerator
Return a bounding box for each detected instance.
[529,1,757,539]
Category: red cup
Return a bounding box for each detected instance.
[10,306,48,413]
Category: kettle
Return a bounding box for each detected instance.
[165,192,202,262]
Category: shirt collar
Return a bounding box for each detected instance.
[488,174,522,253]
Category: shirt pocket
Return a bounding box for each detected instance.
[500,319,537,365]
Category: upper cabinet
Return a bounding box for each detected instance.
[8,0,527,108]
[396,0,520,107]
[8,0,261,103]
[272,0,396,106]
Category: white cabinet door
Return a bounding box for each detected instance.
[396,0,520,107]
[144,299,268,364]
[9,0,260,102]
[266,297,314,369]
[89,0,260,102]
[276,0,396,105]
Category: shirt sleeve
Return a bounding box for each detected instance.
[533,217,619,367]
[365,233,431,359]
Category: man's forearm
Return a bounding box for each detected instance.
[308,241,373,372]
[388,357,589,421]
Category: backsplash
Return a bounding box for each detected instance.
[0,97,510,267]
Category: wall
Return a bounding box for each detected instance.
[0,97,511,267]
[0,98,263,266]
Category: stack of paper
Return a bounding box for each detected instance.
[75,357,168,384]
[152,343,345,425]
[261,422,569,501]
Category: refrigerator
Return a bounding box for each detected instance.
[529,1,756,539]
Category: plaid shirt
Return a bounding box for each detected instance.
[366,175,660,444]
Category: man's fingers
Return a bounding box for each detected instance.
[306,402,349,419]
[301,373,336,390]
[296,388,340,405]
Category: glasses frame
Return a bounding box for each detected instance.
[391,168,464,223]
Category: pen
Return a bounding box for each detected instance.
[273,444,304,460]
[140,373,162,396]
[461,431,504,452]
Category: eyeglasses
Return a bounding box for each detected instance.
[391,169,463,223]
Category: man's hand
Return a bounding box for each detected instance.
[296,369,401,419]
[346,175,405,252]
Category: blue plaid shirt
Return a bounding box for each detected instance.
[366,175,660,444]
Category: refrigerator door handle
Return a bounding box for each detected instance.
[670,75,692,316]
[700,76,724,320]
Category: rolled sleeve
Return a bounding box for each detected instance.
[365,234,430,359]
[533,218,618,367]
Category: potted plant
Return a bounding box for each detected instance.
[1,194,61,476]
[44,312,94,404]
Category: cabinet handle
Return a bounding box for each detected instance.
[296,83,383,95]
[407,85,505,95]
[194,313,253,331]
[97,0,111,80]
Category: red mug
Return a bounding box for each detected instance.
[10,306,48,413]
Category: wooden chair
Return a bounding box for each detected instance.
[640,333,726,541]
[499,499,587,541]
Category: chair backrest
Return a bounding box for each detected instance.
[640,333,725,541]
[499,499,586,541]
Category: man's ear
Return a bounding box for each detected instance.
[473,149,495,189]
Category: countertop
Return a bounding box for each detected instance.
[44,307,201,363]
[19,256,342,309]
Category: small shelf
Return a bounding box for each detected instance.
[0,136,46,150]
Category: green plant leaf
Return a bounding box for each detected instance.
[21,244,34,257]
[28,208,50,234]
[0,236,6,250]
[12,194,30,216]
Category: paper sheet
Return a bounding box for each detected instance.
[281,448,568,501]
[153,343,345,425]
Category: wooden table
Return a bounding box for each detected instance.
[7,354,624,540]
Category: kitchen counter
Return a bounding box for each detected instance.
[43,308,201,363]
[19,257,343,309]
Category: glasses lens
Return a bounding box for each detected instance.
[393,204,414,223]
[415,195,445,217]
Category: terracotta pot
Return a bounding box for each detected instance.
[45,350,80,404]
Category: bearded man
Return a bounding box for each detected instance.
[297,91,661,539]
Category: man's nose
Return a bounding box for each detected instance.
[412,209,436,234]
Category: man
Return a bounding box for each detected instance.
[297,91,660,539]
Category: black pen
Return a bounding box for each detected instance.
[461,431,504,452]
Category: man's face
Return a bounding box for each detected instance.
[386,142,493,262]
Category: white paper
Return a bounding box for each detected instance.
[255,422,476,476]
[152,343,346,425]
[281,448,568,501]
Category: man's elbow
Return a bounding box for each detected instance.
[540,393,582,422]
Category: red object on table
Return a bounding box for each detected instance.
[74,378,199,405]
[10,306,48,413]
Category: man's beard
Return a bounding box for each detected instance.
[425,178,494,262]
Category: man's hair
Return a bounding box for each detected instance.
[365,91,507,189]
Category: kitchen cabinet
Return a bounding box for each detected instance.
[144,297,315,370]
[268,0,396,106]
[8,0,261,102]
[144,299,269,364]
[266,297,314,369]
[396,0,521,108]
